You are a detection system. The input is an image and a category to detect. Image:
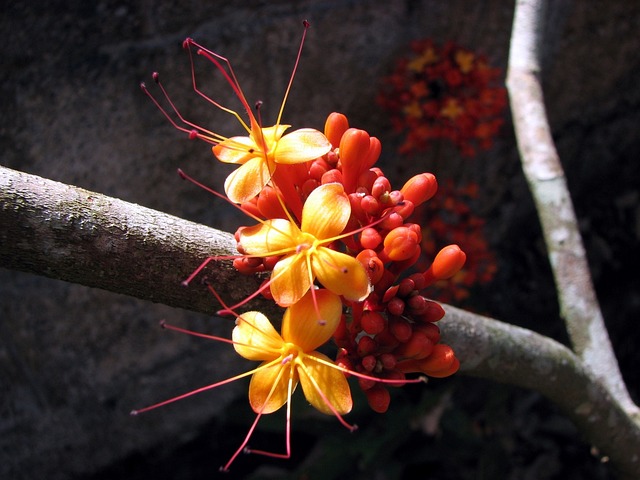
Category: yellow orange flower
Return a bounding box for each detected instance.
[233,289,351,417]
[238,183,371,306]
[215,123,331,204]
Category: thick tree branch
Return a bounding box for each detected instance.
[0,164,275,318]
[1,164,639,477]
[506,0,638,416]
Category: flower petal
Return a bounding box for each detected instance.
[248,360,298,414]
[270,253,311,307]
[274,128,332,165]
[213,136,258,164]
[224,156,273,204]
[252,124,290,149]
[238,218,299,256]
[312,248,371,301]
[232,311,283,361]
[298,352,352,415]
[281,289,342,351]
[300,183,351,239]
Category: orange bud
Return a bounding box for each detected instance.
[415,344,457,375]
[340,128,371,192]
[400,173,438,206]
[395,331,434,360]
[383,226,421,261]
[427,357,460,378]
[428,244,466,280]
[324,112,349,148]
[356,249,385,284]
[360,227,383,249]
[363,136,382,170]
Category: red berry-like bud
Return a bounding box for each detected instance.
[389,316,412,342]
[360,195,380,215]
[414,300,446,323]
[408,272,427,290]
[400,173,438,206]
[425,244,467,281]
[379,211,404,230]
[324,112,349,148]
[309,158,329,181]
[357,335,378,357]
[360,227,383,250]
[397,277,416,297]
[392,199,415,220]
[361,310,386,335]
[375,328,400,350]
[361,355,377,372]
[372,176,391,199]
[365,385,391,413]
[407,294,428,314]
[387,297,405,316]
[383,226,421,261]
[321,168,343,185]
[379,353,397,370]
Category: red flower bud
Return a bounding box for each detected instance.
[395,331,434,360]
[415,344,458,376]
[365,385,391,413]
[324,112,349,148]
[361,310,386,335]
[340,128,371,192]
[400,173,438,206]
[425,244,466,281]
[257,185,288,219]
[387,297,405,316]
[389,316,412,342]
[357,335,378,357]
[356,249,385,284]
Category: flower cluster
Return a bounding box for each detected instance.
[377,39,507,157]
[415,179,497,303]
[137,22,466,471]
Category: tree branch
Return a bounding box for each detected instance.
[1,164,639,476]
[0,165,276,318]
[506,0,638,416]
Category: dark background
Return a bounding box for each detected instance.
[1,1,638,479]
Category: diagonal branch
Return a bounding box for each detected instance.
[506,0,638,416]
[1,164,639,477]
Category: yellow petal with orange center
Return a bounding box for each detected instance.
[274,128,332,165]
[248,360,298,414]
[238,219,300,256]
[311,247,371,301]
[270,252,312,307]
[232,311,283,361]
[281,289,342,351]
[298,352,352,415]
[212,136,259,164]
[300,183,350,239]
[224,155,273,204]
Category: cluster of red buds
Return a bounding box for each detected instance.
[233,112,466,413]
[415,179,497,303]
[377,39,507,157]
